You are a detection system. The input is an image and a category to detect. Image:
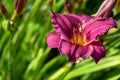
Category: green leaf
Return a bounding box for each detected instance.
[64,55,120,79]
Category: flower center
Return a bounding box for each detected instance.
[71,24,87,46]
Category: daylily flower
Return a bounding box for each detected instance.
[46,11,117,63]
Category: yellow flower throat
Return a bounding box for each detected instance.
[71,25,87,46]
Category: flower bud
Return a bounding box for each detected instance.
[0,2,8,16]
[95,0,117,17]
[14,0,27,14]
[11,0,27,21]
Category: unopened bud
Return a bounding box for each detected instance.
[11,0,27,21]
[0,2,8,16]
[14,0,27,14]
[95,0,117,17]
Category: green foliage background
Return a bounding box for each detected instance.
[0,0,120,80]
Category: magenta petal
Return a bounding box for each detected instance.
[67,44,79,62]
[78,14,91,23]
[59,40,77,55]
[65,14,91,25]
[46,31,60,48]
[50,11,91,40]
[59,40,78,62]
[68,45,93,62]
[64,14,84,24]
[59,40,94,62]
[91,41,106,63]
[59,40,72,54]
[84,17,117,40]
[50,11,73,40]
[77,45,93,59]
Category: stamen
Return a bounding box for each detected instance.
[71,24,87,46]
[78,23,83,32]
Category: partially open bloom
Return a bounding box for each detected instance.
[46,11,117,63]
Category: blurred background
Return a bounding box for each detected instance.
[0,0,120,80]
